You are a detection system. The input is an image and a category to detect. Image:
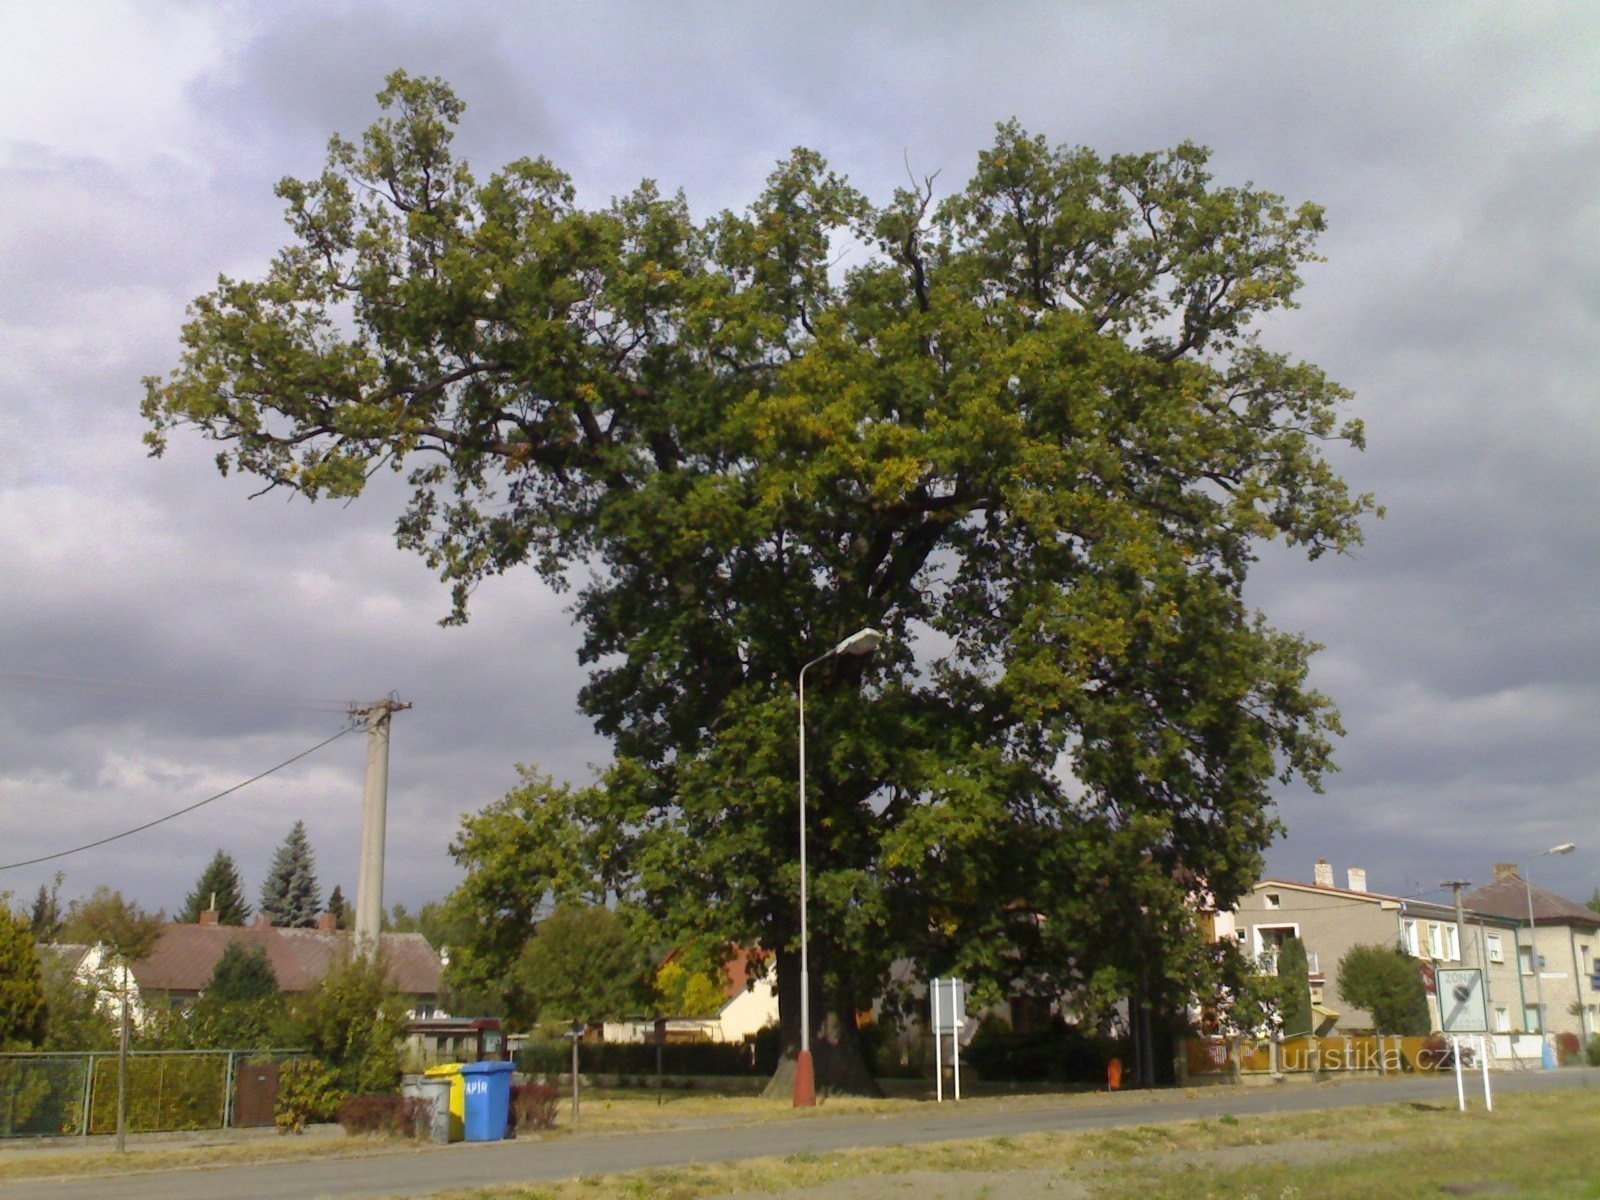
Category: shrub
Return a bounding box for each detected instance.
[337,1093,429,1138]
[510,1082,560,1132]
[275,1057,342,1134]
[1556,1031,1582,1066]
[1335,944,1430,1036]
[1586,1036,1600,1067]
[963,1018,1123,1084]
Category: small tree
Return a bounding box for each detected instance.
[208,941,279,1003]
[327,885,347,930]
[186,943,286,1050]
[260,821,322,928]
[655,959,726,1018]
[288,954,408,1096]
[1277,937,1313,1037]
[1336,943,1431,1036]
[29,873,65,944]
[0,903,47,1048]
[516,905,653,1024]
[180,850,251,925]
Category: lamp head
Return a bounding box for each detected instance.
[1549,842,1577,856]
[833,627,884,657]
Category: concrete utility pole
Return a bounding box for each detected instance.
[352,698,411,955]
[1442,880,1473,968]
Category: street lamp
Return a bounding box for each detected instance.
[795,626,884,1108]
[1524,842,1576,1068]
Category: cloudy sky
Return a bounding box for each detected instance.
[2,1,1596,922]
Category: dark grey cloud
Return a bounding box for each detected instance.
[2,1,1597,918]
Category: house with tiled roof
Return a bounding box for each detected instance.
[59,910,446,1027]
[602,946,777,1045]
[1466,864,1600,1043]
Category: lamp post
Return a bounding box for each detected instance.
[795,626,883,1108]
[1524,841,1576,1068]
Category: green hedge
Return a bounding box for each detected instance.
[88,1054,226,1134]
[517,1036,779,1078]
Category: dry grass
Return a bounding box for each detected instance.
[423,1090,1600,1200]
[0,1131,435,1181]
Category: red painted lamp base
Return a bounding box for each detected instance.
[792,1049,816,1107]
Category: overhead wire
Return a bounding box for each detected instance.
[0,724,358,872]
[0,668,352,713]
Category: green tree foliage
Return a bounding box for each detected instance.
[656,960,726,1018]
[179,850,252,925]
[327,884,347,930]
[0,901,47,1048]
[62,887,163,964]
[143,74,1374,1089]
[207,941,279,1003]
[515,904,653,1024]
[443,770,618,1015]
[259,821,322,928]
[288,953,408,1096]
[29,873,65,944]
[1336,944,1431,1037]
[1276,936,1312,1037]
[39,951,115,1051]
[1587,888,1600,917]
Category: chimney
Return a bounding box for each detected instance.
[1347,867,1367,893]
[316,911,338,933]
[198,909,220,926]
[1494,862,1521,882]
[1313,859,1334,888]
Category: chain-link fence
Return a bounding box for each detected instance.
[0,1050,307,1139]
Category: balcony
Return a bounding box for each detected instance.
[1257,951,1320,977]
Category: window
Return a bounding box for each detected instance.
[1486,933,1504,964]
[1525,1005,1544,1033]
[1445,924,1460,962]
[1589,1005,1599,1036]
[1520,945,1534,976]
[1428,923,1446,960]
[1403,920,1421,956]
[1494,1005,1510,1033]
[1583,945,1592,978]
[1264,893,1281,910]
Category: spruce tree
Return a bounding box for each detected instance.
[29,873,64,943]
[180,850,252,925]
[327,885,347,930]
[259,821,323,928]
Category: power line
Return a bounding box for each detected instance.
[0,724,358,872]
[0,668,352,713]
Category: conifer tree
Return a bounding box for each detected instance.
[180,850,252,925]
[259,822,322,928]
[327,885,347,930]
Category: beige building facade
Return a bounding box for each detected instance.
[1230,863,1527,1036]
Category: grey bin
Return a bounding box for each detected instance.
[419,1078,454,1144]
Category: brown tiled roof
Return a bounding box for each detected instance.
[130,924,443,995]
[1464,875,1600,929]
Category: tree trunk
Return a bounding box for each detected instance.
[761,946,882,1099]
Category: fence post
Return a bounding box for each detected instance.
[81,1055,97,1139]
[222,1052,235,1130]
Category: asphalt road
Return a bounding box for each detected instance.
[11,1070,1596,1200]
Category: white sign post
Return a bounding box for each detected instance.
[931,977,966,1103]
[1437,968,1491,1113]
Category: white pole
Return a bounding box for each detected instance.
[1480,1034,1493,1112]
[1452,1035,1465,1112]
[933,979,943,1104]
[952,1014,961,1100]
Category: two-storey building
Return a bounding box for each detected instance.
[1230,860,1526,1035]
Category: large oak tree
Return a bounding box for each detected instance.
[145,73,1373,1092]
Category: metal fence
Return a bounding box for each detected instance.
[0,1050,306,1139]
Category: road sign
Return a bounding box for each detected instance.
[1437,967,1488,1033]
[931,978,966,1033]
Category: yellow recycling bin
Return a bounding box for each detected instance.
[423,1063,465,1142]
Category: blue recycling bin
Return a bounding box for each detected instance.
[459,1060,515,1142]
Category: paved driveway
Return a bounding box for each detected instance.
[10,1070,1595,1200]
